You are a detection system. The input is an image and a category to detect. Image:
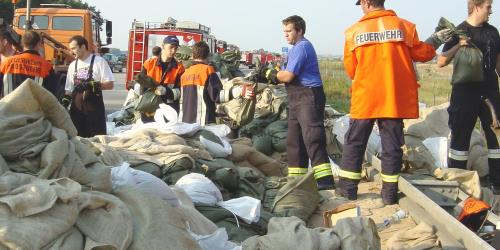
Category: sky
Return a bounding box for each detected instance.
[85,0,500,55]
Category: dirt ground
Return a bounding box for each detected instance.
[308,181,417,249]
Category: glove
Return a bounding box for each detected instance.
[241,84,255,99]
[80,80,101,93]
[86,80,101,93]
[265,68,279,84]
[156,85,174,100]
[60,94,72,108]
[425,28,454,49]
[155,85,167,96]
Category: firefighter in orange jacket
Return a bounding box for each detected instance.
[0,31,57,99]
[141,36,184,119]
[179,41,254,126]
[339,0,453,204]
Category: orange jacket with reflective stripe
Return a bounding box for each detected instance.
[0,50,57,97]
[179,63,222,125]
[344,10,436,119]
[142,57,184,86]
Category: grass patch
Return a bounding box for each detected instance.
[320,59,453,113]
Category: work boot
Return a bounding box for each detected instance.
[381,182,399,205]
[316,176,335,191]
[335,177,358,200]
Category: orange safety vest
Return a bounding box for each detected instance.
[1,50,52,95]
[344,10,436,119]
[142,57,184,86]
[179,63,217,125]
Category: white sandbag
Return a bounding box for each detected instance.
[175,173,223,205]
[126,122,201,137]
[111,163,180,206]
[200,135,232,158]
[190,228,241,250]
[218,196,261,224]
[332,115,350,146]
[422,137,448,169]
[106,122,115,135]
[333,115,381,155]
[204,124,232,138]
[154,103,178,126]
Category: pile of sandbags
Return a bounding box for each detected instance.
[0,80,202,249]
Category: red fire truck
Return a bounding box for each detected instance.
[240,51,277,68]
[126,19,218,88]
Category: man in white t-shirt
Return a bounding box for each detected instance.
[63,35,114,137]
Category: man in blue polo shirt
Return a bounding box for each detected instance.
[275,15,334,190]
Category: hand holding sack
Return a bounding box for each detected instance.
[265,68,279,85]
[60,94,72,109]
[241,84,255,99]
[433,17,484,84]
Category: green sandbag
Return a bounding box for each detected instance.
[161,157,193,185]
[132,162,162,178]
[189,129,223,146]
[269,173,321,222]
[175,45,192,61]
[134,89,163,113]
[271,131,288,153]
[237,84,257,127]
[452,44,484,84]
[252,134,274,156]
[134,70,158,89]
[436,17,484,84]
[266,120,288,153]
[239,112,282,138]
[195,205,271,242]
[236,167,267,200]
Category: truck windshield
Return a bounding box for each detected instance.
[18,15,49,29]
[53,16,83,31]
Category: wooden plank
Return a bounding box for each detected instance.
[365,152,494,250]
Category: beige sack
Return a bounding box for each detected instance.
[386,222,439,250]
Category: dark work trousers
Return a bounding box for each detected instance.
[70,90,107,138]
[340,119,404,201]
[448,82,500,185]
[285,83,331,179]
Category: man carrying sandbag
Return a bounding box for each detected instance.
[179,41,254,126]
[438,0,500,193]
[339,0,452,204]
[137,36,185,121]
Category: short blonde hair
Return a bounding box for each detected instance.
[468,0,492,15]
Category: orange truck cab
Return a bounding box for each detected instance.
[12,7,112,74]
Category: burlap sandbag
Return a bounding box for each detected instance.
[172,187,219,236]
[113,186,201,250]
[229,143,285,177]
[271,173,321,222]
[0,172,133,250]
[402,135,436,172]
[334,217,381,250]
[386,222,439,250]
[242,216,341,250]
[0,80,112,192]
[434,168,482,198]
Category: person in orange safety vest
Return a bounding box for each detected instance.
[338,0,453,205]
[0,31,58,99]
[139,36,185,121]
